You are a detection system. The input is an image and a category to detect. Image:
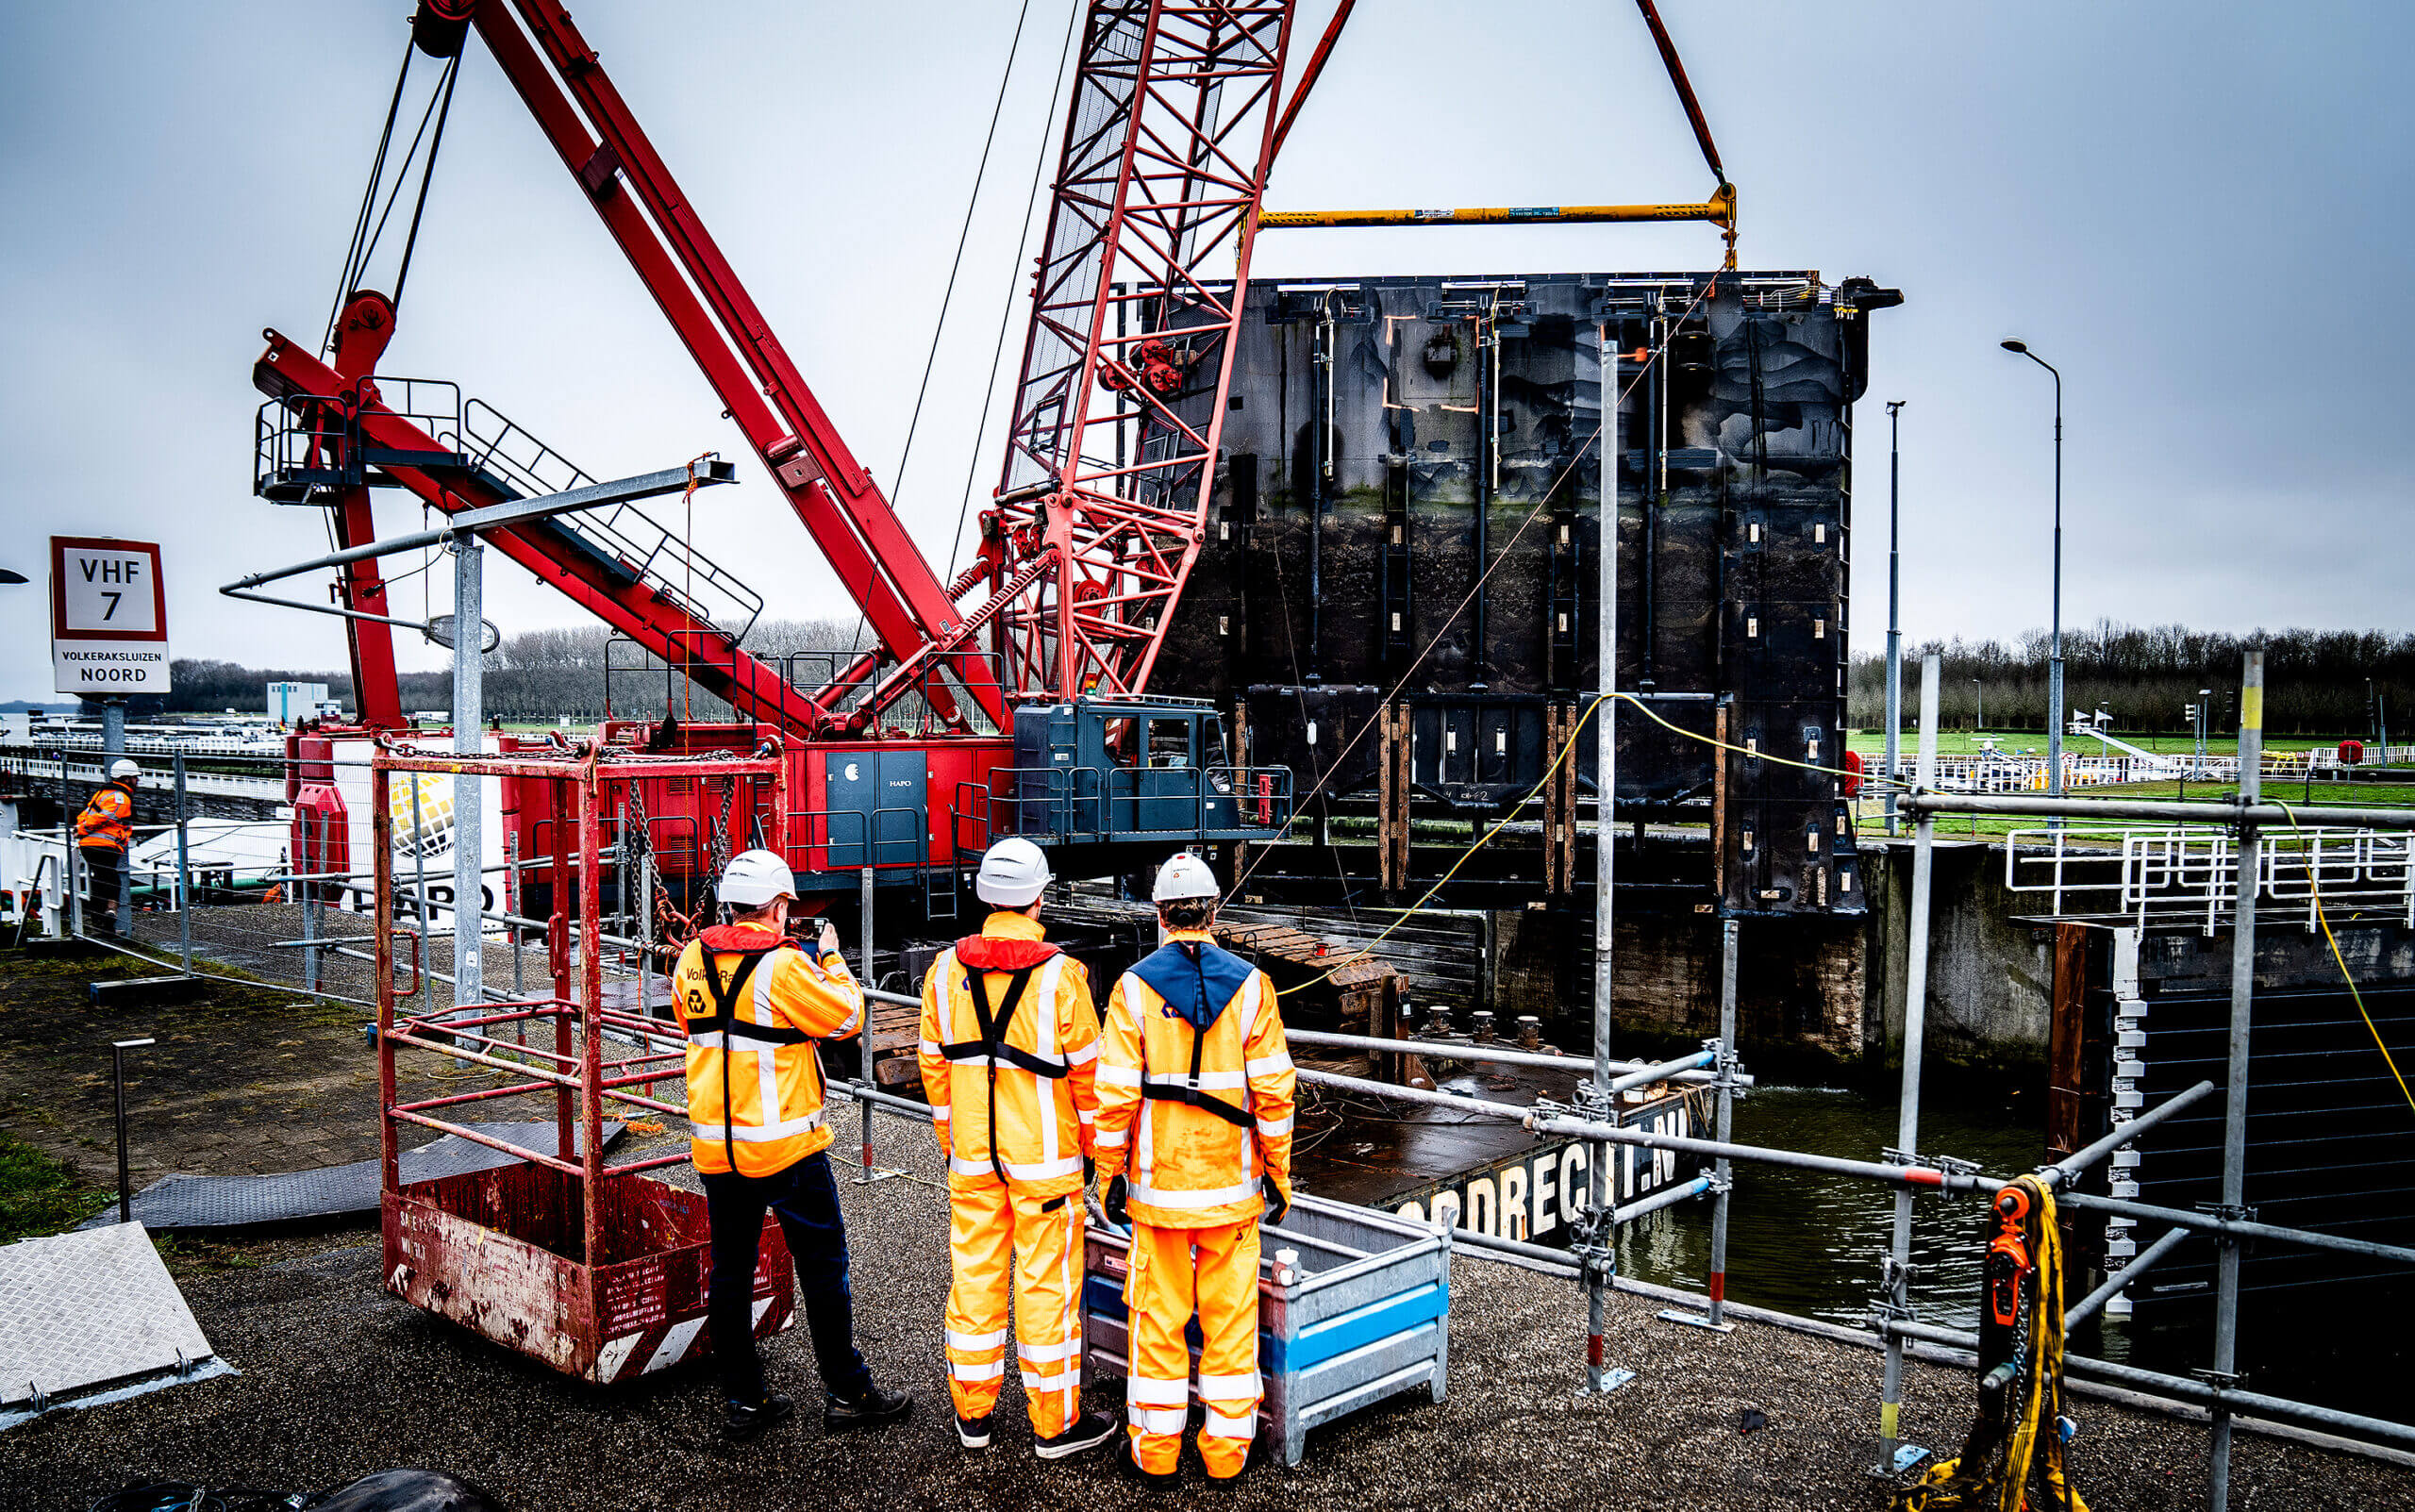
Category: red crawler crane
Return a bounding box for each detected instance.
[253,1,1306,910]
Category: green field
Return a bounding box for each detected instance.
[1845,729,2378,759]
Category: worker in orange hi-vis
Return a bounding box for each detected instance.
[1093,852,1297,1485]
[672,849,913,1442]
[75,757,140,937]
[919,838,1118,1459]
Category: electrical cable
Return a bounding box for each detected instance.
[848,0,1041,660]
[947,0,1085,585]
[325,43,418,356]
[2271,800,2415,1118]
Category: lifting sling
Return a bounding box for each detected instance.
[1893,1173,2090,1512]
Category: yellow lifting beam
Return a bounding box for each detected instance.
[1257,183,1738,268]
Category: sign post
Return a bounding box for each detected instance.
[50,538,172,697]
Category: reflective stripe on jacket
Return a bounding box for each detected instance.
[673,920,862,1177]
[75,782,134,852]
[1093,929,1296,1229]
[917,911,1102,1197]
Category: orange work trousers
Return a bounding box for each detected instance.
[1123,1219,1262,1478]
[944,1175,1085,1437]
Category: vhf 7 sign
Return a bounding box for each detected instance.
[51,536,171,695]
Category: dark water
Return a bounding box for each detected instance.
[1616,1083,2415,1427]
[1618,1083,2041,1330]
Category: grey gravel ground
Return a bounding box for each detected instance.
[8,1122,2409,1512]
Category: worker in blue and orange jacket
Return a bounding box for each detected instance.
[672,848,913,1441]
[1093,852,1297,1484]
[919,837,1117,1459]
[75,757,140,936]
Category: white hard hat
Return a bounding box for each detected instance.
[1152,851,1221,904]
[717,848,797,907]
[109,758,141,781]
[975,837,1052,907]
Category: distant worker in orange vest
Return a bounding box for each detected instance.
[672,848,913,1441]
[919,837,1117,1459]
[75,757,140,937]
[1094,852,1297,1484]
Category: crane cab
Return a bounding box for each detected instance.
[978,696,1292,872]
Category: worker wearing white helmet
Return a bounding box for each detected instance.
[918,836,1115,1457]
[74,758,142,937]
[671,848,912,1441]
[1093,851,1297,1483]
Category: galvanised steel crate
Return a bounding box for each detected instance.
[1081,1192,1451,1467]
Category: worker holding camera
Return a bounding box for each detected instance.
[673,848,913,1441]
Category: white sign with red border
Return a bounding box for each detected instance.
[51,536,172,694]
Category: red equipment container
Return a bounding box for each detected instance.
[374,740,795,1382]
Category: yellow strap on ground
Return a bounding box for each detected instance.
[1890,1175,2089,1512]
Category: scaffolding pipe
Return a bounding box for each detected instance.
[2041,1079,2217,1188]
[1605,1048,1714,1096]
[2212,650,2264,1512]
[1899,791,2415,830]
[1877,1317,2415,1452]
[1709,917,1739,1325]
[1282,1026,1730,1086]
[1880,652,1943,1471]
[1292,1066,1979,1192]
[2063,1224,2190,1331]
[1585,324,1622,1395]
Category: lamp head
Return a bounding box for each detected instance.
[1999,339,2028,354]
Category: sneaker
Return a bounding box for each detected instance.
[823,1382,914,1432]
[1035,1408,1118,1460]
[956,1412,993,1451]
[723,1391,797,1441]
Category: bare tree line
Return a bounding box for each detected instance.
[1848,621,2414,735]
[167,617,870,723]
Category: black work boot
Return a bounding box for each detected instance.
[723,1391,797,1441]
[824,1382,914,1432]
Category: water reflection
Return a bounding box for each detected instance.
[1618,1084,2041,1329]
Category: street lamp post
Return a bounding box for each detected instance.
[2001,340,2064,821]
[1972,678,1984,733]
[1885,401,1906,833]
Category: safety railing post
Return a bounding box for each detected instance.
[2209,650,2263,1512]
[411,781,431,1003]
[1575,324,1623,1398]
[856,863,881,1185]
[59,750,82,942]
[1877,652,1942,1477]
[1709,916,1739,1326]
[301,808,320,995]
[173,753,192,976]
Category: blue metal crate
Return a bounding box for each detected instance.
[1081,1193,1452,1467]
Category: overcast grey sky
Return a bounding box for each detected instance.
[4,2,2409,704]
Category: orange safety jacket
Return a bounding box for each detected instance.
[918,911,1101,1196]
[672,920,862,1177]
[75,781,135,852]
[1094,929,1297,1229]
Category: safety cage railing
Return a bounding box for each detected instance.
[953,761,1294,853]
[254,376,466,503]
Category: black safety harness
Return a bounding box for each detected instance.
[940,960,1071,1187]
[685,944,815,1172]
[1139,944,1255,1132]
